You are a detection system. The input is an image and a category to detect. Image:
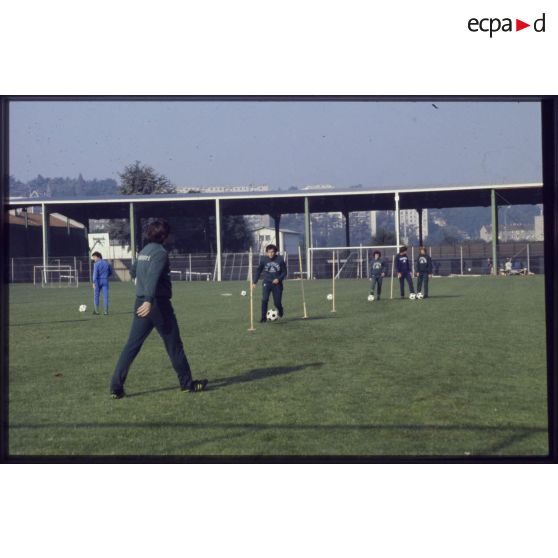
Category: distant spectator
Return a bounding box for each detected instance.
[504,258,512,275]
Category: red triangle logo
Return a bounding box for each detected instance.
[516,19,530,31]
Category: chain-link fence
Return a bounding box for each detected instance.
[5,242,545,283]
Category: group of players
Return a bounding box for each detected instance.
[252,244,435,326]
[369,245,433,300]
[93,219,432,399]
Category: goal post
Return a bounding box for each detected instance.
[308,245,399,279]
[33,265,79,287]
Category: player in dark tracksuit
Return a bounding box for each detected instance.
[415,246,433,298]
[92,252,112,315]
[369,250,386,300]
[395,246,415,298]
[252,244,287,322]
[109,220,207,399]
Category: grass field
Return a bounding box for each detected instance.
[8,275,549,457]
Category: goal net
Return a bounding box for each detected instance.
[308,245,399,279]
[33,265,79,287]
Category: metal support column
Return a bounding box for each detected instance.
[417,208,423,246]
[273,213,281,251]
[304,196,311,279]
[343,211,350,247]
[215,198,222,281]
[394,192,401,249]
[491,189,498,275]
[41,203,49,281]
[129,202,137,262]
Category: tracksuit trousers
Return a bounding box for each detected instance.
[110,297,193,393]
[94,283,109,312]
[370,276,383,298]
[417,272,429,297]
[399,272,415,297]
[261,281,284,320]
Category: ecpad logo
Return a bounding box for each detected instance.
[468,13,546,37]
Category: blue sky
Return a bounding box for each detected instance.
[9,100,542,189]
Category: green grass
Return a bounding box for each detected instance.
[8,276,548,457]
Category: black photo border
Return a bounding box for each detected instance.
[0,95,556,463]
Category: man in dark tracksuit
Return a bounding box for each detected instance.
[395,246,415,298]
[415,246,433,298]
[252,244,287,322]
[369,250,386,300]
[109,220,207,399]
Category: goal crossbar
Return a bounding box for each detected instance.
[308,245,399,279]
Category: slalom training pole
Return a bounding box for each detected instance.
[390,253,395,300]
[248,247,255,332]
[331,250,336,313]
[298,245,308,319]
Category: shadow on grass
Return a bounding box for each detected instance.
[9,421,547,455]
[122,362,324,398]
[209,362,324,390]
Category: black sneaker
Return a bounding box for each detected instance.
[182,379,208,393]
[110,390,125,399]
[278,310,284,318]
[93,310,100,315]
[260,317,267,323]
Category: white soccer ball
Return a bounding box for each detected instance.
[240,290,247,296]
[416,292,424,300]
[467,267,472,272]
[79,304,87,312]
[367,294,375,302]
[266,308,279,321]
[409,293,416,300]
[326,293,333,301]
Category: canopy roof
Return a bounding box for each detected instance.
[6,182,542,222]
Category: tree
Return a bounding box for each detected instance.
[374,227,397,245]
[109,162,176,246]
[118,161,176,195]
[427,225,461,246]
[9,175,28,197]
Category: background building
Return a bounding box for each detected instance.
[250,227,301,254]
[176,184,269,194]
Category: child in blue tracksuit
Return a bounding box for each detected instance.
[395,245,415,298]
[92,251,112,314]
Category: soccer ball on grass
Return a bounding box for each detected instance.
[79,304,87,312]
[240,290,247,296]
[367,294,375,302]
[326,293,333,301]
[416,292,424,300]
[409,293,416,300]
[266,308,279,321]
